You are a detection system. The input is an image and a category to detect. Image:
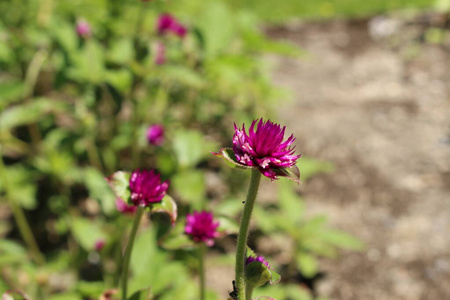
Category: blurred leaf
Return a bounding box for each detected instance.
[318,229,364,251]
[71,218,106,251]
[0,80,25,109]
[84,167,116,215]
[162,66,206,89]
[0,98,68,131]
[105,171,131,202]
[197,2,235,57]
[216,215,239,235]
[0,240,27,266]
[77,281,105,297]
[1,291,29,300]
[108,38,134,65]
[0,166,37,209]
[150,194,178,224]
[48,293,82,300]
[298,156,334,181]
[212,148,251,169]
[295,252,318,278]
[172,170,205,207]
[173,129,212,168]
[278,180,305,222]
[105,69,132,93]
[68,40,105,83]
[159,221,195,250]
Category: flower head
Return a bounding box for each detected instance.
[156,14,187,38]
[116,198,137,214]
[129,169,169,207]
[146,124,165,145]
[76,20,91,38]
[185,211,220,246]
[246,255,271,269]
[233,119,301,180]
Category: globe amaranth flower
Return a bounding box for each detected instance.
[185,211,220,246]
[94,239,105,252]
[157,14,187,38]
[246,255,271,269]
[76,20,91,38]
[116,198,137,214]
[233,119,301,180]
[146,124,165,145]
[129,169,169,207]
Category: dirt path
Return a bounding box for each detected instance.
[268,17,450,300]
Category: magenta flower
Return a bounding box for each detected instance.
[246,255,271,269]
[146,124,164,146]
[154,42,166,65]
[116,198,137,214]
[129,169,169,207]
[156,14,187,38]
[76,20,91,38]
[233,119,301,180]
[185,211,220,246]
[94,239,105,251]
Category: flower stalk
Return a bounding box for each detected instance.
[235,169,262,300]
[121,206,145,300]
[199,243,206,300]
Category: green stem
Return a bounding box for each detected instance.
[199,243,206,300]
[245,285,254,300]
[235,169,262,300]
[121,206,144,300]
[0,156,45,265]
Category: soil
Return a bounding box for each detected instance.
[265,14,450,300]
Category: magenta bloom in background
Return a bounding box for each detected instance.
[146,124,164,146]
[129,169,169,207]
[185,211,220,246]
[116,198,137,214]
[76,20,91,38]
[233,119,301,180]
[94,239,105,252]
[157,14,187,38]
[246,255,271,269]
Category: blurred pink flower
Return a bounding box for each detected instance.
[185,211,219,247]
[76,20,91,38]
[146,124,165,145]
[94,239,105,251]
[157,14,187,38]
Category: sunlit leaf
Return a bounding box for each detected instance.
[150,195,177,224]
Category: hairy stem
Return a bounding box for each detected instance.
[235,169,262,300]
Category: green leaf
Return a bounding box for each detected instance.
[1,291,29,300]
[0,80,25,109]
[298,156,334,181]
[105,171,131,202]
[162,66,206,89]
[278,180,305,222]
[295,252,318,278]
[173,130,212,168]
[245,261,272,288]
[212,148,251,169]
[150,195,177,224]
[0,98,68,130]
[318,229,364,251]
[71,218,106,251]
[159,221,195,250]
[84,167,116,215]
[272,165,301,183]
[172,170,205,207]
[0,240,28,266]
[216,215,239,236]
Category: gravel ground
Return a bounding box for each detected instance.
[267,14,450,300]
